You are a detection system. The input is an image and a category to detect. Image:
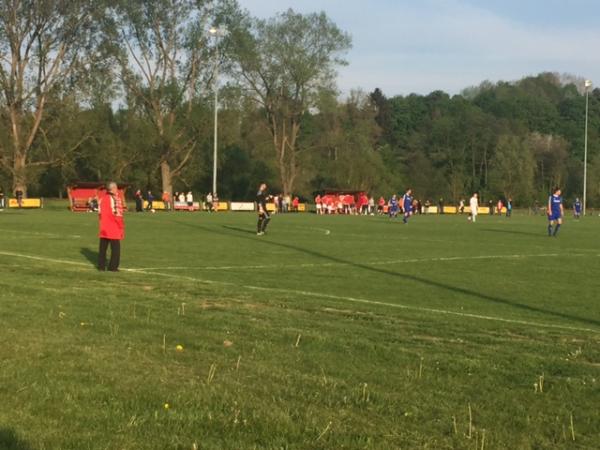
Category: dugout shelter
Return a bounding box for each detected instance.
[67,182,128,212]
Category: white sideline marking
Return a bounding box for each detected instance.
[0,228,81,239]
[130,253,568,271]
[1,250,598,335]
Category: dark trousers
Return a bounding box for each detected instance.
[257,213,270,233]
[98,238,121,271]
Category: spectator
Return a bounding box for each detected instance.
[205,192,213,212]
[186,191,194,211]
[368,196,375,215]
[134,190,143,212]
[98,182,124,272]
[315,194,322,215]
[146,190,154,211]
[162,191,171,211]
[15,188,24,208]
[459,199,465,214]
[438,197,444,214]
[377,196,386,214]
[212,193,219,212]
[497,199,504,215]
[488,199,494,215]
[292,196,299,212]
[0,187,5,210]
[88,196,98,212]
[424,199,431,214]
[507,198,513,218]
[178,192,185,204]
[283,194,291,213]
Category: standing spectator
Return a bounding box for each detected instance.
[292,196,299,212]
[469,193,479,223]
[134,190,143,212]
[368,196,375,215]
[488,200,494,215]
[507,198,513,218]
[178,192,185,204]
[459,199,465,214]
[315,194,322,215]
[283,194,291,213]
[146,190,154,211]
[438,197,444,214]
[205,192,213,212]
[0,187,5,210]
[186,191,194,212]
[162,191,171,211]
[98,182,124,272]
[277,194,283,213]
[15,188,24,208]
[377,196,386,215]
[497,199,504,215]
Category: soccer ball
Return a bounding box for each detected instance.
[151,209,156,213]
[467,216,472,221]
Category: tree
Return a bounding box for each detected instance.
[231,9,351,195]
[488,134,535,203]
[0,0,105,194]
[111,0,223,196]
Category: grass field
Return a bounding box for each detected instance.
[0,204,599,450]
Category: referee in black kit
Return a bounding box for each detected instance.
[256,183,271,236]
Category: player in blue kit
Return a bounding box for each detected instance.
[547,187,564,237]
[573,198,582,219]
[389,195,399,218]
[402,188,413,224]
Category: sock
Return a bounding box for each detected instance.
[548,224,553,236]
[553,224,561,236]
[403,216,407,224]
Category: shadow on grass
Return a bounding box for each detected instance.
[0,428,35,450]
[80,247,97,267]
[479,228,546,238]
[171,220,600,330]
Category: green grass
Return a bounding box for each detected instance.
[0,205,599,449]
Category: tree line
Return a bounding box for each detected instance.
[1,1,598,206]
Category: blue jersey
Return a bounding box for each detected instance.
[402,194,413,212]
[390,197,399,209]
[574,201,582,213]
[549,195,562,215]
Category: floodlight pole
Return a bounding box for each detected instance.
[209,26,226,197]
[583,80,592,215]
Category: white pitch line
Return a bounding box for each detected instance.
[0,228,81,239]
[1,250,598,335]
[130,253,577,272]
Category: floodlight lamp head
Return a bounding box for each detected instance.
[585,80,592,88]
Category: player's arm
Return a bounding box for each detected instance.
[547,198,552,216]
[560,203,564,217]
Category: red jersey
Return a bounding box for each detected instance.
[99,192,124,240]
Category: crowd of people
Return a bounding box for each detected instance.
[131,190,220,212]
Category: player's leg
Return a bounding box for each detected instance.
[553,218,562,236]
[548,219,554,236]
[108,240,121,271]
[98,238,109,271]
[261,214,271,233]
[257,214,264,235]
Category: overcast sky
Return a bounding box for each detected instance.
[237,0,600,96]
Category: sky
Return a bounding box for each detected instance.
[237,0,600,96]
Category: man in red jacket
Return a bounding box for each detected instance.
[98,182,125,271]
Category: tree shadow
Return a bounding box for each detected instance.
[172,220,600,330]
[479,228,546,238]
[0,428,35,450]
[80,247,97,267]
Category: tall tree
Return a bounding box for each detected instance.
[0,0,104,194]
[111,0,222,196]
[231,9,351,195]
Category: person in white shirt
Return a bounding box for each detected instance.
[186,191,194,211]
[469,193,479,222]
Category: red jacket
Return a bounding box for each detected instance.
[99,192,124,240]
